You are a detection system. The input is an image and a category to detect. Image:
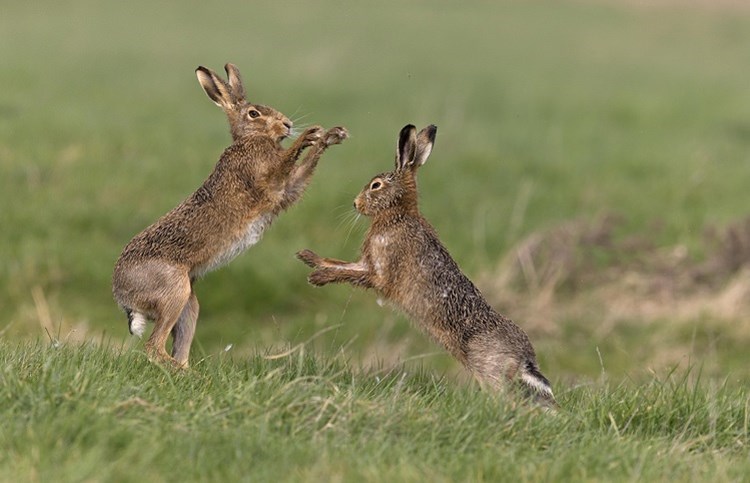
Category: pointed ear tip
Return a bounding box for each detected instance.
[195,67,214,81]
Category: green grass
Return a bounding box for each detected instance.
[1,341,748,482]
[2,0,749,378]
[2,0,750,479]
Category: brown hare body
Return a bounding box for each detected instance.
[297,124,555,408]
[113,63,348,367]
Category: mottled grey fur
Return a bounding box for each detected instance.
[297,124,556,408]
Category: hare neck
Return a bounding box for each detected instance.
[371,205,420,228]
[231,130,280,147]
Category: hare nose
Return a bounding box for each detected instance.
[283,121,293,130]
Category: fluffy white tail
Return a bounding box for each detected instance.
[127,310,147,338]
[519,361,557,409]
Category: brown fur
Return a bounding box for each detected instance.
[297,124,556,408]
[112,63,348,368]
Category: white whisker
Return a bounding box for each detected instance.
[289,105,303,119]
[344,213,363,245]
[289,122,313,139]
[334,206,358,229]
[292,112,311,124]
[334,203,355,218]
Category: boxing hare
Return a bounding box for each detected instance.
[113,63,348,367]
[297,124,555,407]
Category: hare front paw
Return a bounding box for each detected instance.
[323,126,349,147]
[308,269,336,286]
[300,126,324,148]
[296,249,321,268]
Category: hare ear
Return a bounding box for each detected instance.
[413,125,437,168]
[395,124,417,171]
[224,63,247,103]
[196,66,235,109]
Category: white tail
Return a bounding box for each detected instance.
[128,312,147,338]
[520,361,557,408]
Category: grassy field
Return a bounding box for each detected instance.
[2,0,750,480]
[1,341,748,482]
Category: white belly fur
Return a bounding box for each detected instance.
[193,214,274,277]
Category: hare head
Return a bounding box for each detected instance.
[196,63,293,142]
[354,124,437,217]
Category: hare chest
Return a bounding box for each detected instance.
[369,234,391,279]
[370,232,409,296]
[194,214,274,277]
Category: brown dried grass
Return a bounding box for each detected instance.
[482,214,750,336]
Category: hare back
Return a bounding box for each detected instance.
[115,192,274,279]
[116,142,286,277]
[367,217,535,361]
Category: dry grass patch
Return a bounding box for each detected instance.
[486,213,750,324]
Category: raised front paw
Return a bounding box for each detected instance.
[308,269,335,286]
[323,126,349,147]
[296,249,321,268]
[300,126,324,148]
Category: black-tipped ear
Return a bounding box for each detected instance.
[395,124,417,171]
[195,66,235,109]
[224,63,247,103]
[413,125,437,168]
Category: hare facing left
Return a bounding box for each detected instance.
[113,63,348,368]
[297,124,556,408]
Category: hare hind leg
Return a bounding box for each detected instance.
[144,276,192,367]
[171,292,199,367]
[464,336,522,390]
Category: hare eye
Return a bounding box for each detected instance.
[248,110,260,119]
[370,181,382,190]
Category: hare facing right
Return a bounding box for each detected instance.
[113,63,348,368]
[297,124,556,408]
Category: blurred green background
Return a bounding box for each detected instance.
[2,0,749,384]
